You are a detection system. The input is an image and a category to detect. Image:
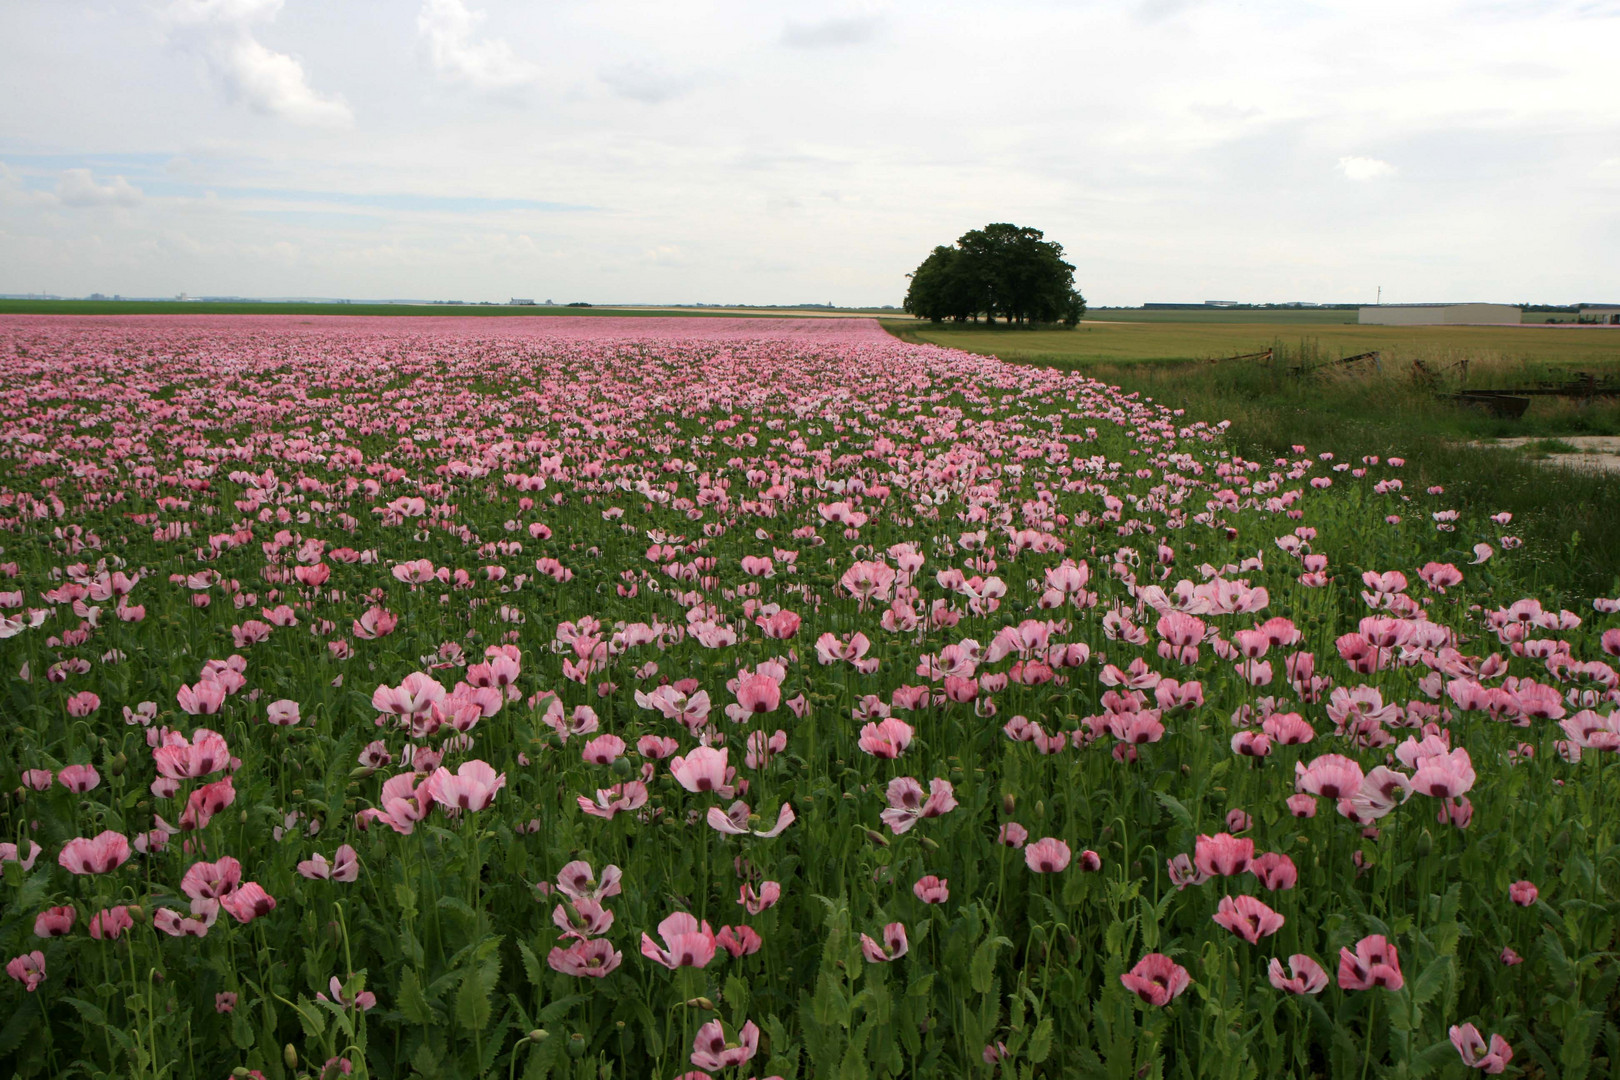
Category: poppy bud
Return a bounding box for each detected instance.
[239,810,248,824]
[108,753,127,777]
[684,997,715,1010]
[919,836,940,851]
[528,1030,550,1043]
[349,767,376,780]
[567,1033,588,1059]
[284,1044,298,1070]
[233,1068,253,1078]
[127,905,146,924]
[865,829,890,848]
[1415,829,1432,856]
[1003,793,1016,815]
[1035,801,1045,819]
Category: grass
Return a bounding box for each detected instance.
[887,319,1620,595]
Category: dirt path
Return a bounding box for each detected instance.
[1473,436,1620,474]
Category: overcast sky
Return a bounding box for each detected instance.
[2,0,1617,306]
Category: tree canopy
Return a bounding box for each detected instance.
[902,224,1085,326]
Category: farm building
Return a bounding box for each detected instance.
[1579,305,1620,324]
[1358,303,1521,325]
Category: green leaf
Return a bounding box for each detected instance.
[539,994,588,1022]
[725,973,751,1025]
[1409,955,1451,1007]
[399,968,436,1026]
[970,935,1013,995]
[518,941,545,988]
[1029,1016,1054,1064]
[294,994,326,1040]
[455,954,501,1033]
[1153,791,1195,831]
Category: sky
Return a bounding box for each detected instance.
[1,0,1617,307]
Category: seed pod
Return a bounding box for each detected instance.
[567,1033,588,1059]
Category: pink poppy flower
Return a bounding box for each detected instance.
[1120,953,1190,1006]
[318,975,377,1011]
[216,992,238,1013]
[1508,880,1537,906]
[580,734,626,765]
[547,938,622,978]
[738,881,781,914]
[1212,894,1285,944]
[998,822,1029,848]
[670,746,730,793]
[556,861,622,902]
[1450,1024,1513,1074]
[297,845,360,883]
[706,801,796,838]
[1267,954,1328,994]
[1338,934,1403,990]
[879,777,957,834]
[57,764,100,793]
[266,700,302,726]
[857,717,915,759]
[1024,837,1072,873]
[6,951,45,992]
[860,922,908,963]
[58,830,131,875]
[1250,852,1298,891]
[716,925,763,957]
[641,912,717,969]
[422,759,506,812]
[913,875,949,903]
[33,906,75,938]
[219,882,276,924]
[178,775,236,830]
[733,672,782,716]
[691,1019,759,1071]
[1194,832,1254,877]
[89,906,133,940]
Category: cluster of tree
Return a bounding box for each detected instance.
[903,224,1085,326]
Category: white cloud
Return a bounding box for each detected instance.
[599,62,694,105]
[56,170,144,208]
[781,15,882,48]
[418,0,537,90]
[1337,155,1396,181]
[162,0,352,126]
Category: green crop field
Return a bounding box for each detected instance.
[889,319,1620,368]
[887,317,1620,591]
[1090,307,1360,324]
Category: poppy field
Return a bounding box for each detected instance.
[2,313,1617,1080]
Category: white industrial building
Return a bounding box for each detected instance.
[1358,303,1521,325]
[1579,305,1620,325]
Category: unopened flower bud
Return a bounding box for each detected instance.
[1002,793,1016,816]
[684,997,715,1010]
[528,1029,549,1043]
[864,829,890,848]
[1415,829,1433,857]
[284,1044,298,1070]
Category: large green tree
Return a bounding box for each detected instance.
[903,223,1085,326]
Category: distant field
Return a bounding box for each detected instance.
[0,299,897,319]
[890,319,1620,368]
[1090,307,1359,323]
